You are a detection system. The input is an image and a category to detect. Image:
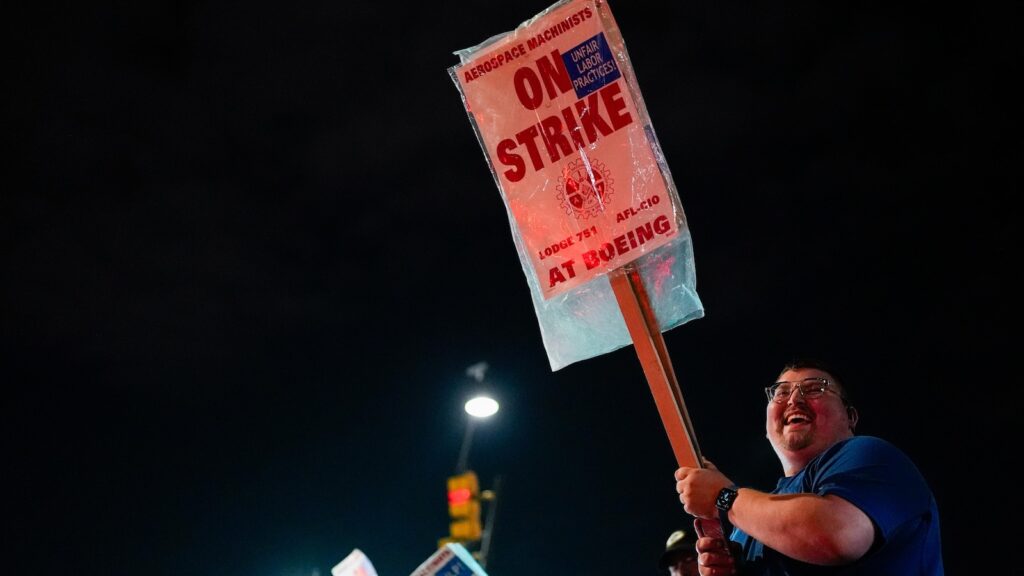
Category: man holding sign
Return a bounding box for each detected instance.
[674,359,944,575]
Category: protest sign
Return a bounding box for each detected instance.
[449,0,704,373]
[409,543,488,576]
[453,0,679,299]
[450,0,706,466]
[331,548,378,576]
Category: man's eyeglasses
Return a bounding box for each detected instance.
[764,377,842,403]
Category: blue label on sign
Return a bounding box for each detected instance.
[562,32,621,99]
[412,544,487,576]
[435,555,472,576]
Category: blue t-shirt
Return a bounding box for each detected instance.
[731,436,943,575]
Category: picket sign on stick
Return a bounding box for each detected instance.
[449,0,708,469]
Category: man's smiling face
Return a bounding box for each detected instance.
[766,367,854,467]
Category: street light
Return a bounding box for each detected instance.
[447,363,502,567]
[465,395,499,418]
[456,396,498,474]
[455,362,498,474]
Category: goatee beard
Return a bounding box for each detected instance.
[782,430,813,451]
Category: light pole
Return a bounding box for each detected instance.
[456,363,499,473]
[453,363,502,568]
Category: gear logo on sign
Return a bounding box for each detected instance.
[556,157,614,220]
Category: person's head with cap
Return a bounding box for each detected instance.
[659,528,699,576]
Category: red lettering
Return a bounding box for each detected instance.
[560,107,587,150]
[561,259,577,278]
[515,125,545,172]
[602,82,632,130]
[497,139,525,182]
[539,115,572,164]
[514,67,544,110]
[536,50,572,101]
[636,222,655,244]
[495,83,635,180]
[549,266,566,287]
[515,51,572,110]
[653,214,671,234]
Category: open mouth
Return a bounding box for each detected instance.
[784,413,812,426]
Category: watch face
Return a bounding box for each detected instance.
[715,487,738,511]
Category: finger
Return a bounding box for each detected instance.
[695,536,720,552]
[706,564,731,576]
[709,550,737,567]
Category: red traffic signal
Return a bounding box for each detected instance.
[446,471,482,542]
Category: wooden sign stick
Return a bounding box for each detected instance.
[608,263,704,469]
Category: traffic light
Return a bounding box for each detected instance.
[445,470,482,543]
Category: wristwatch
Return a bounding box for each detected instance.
[715,485,739,512]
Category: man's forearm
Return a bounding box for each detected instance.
[726,489,874,565]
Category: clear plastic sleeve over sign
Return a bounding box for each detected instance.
[449,0,703,371]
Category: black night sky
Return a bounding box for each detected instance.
[7,1,1018,575]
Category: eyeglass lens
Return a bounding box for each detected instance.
[769,378,827,402]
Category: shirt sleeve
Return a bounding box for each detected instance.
[809,436,934,541]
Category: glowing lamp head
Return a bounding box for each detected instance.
[464,396,499,418]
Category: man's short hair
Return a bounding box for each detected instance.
[779,357,854,405]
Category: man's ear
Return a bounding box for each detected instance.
[847,405,859,432]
